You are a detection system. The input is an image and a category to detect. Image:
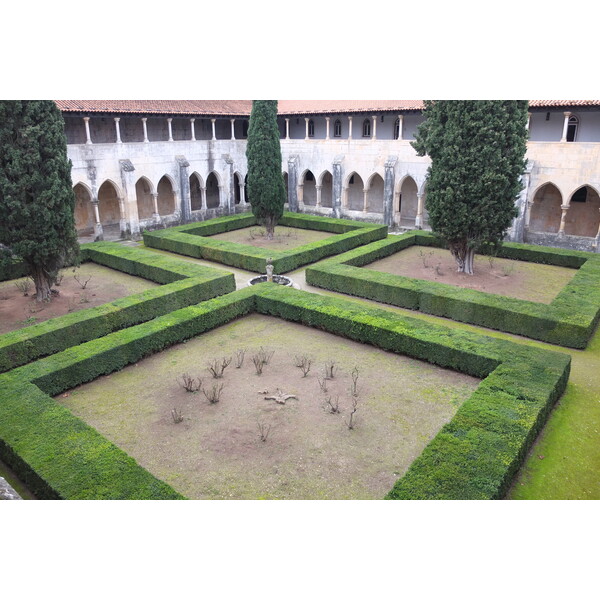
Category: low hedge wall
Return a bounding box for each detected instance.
[305,232,600,348]
[0,242,235,373]
[142,211,387,274]
[0,284,570,500]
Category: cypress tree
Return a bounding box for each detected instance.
[412,100,529,274]
[245,100,285,239]
[0,100,79,300]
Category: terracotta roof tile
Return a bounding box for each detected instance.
[55,99,600,117]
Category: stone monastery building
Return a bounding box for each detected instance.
[56,100,600,252]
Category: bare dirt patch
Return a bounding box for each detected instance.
[0,263,159,335]
[209,225,334,250]
[56,314,479,499]
[365,245,577,303]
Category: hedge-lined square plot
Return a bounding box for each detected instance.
[305,231,600,348]
[0,284,570,500]
[142,211,387,274]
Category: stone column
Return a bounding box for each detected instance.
[348,116,353,140]
[285,118,290,139]
[114,118,122,143]
[332,156,343,218]
[526,112,531,132]
[118,196,127,237]
[316,185,322,208]
[325,117,330,140]
[119,159,138,239]
[240,182,246,204]
[415,193,425,228]
[176,155,191,223]
[167,118,173,142]
[362,188,368,212]
[151,193,161,223]
[397,115,403,140]
[287,155,299,212]
[92,201,103,241]
[305,118,309,140]
[190,118,196,141]
[201,187,207,210]
[383,157,397,227]
[211,119,216,140]
[142,118,149,142]
[558,204,569,236]
[372,115,377,140]
[560,111,572,142]
[230,119,236,140]
[83,117,92,144]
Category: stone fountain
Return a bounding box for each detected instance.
[248,257,297,288]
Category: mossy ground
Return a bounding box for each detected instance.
[56,314,478,500]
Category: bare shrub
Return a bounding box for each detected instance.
[324,360,337,380]
[324,396,340,414]
[418,248,435,268]
[350,366,360,397]
[252,354,265,375]
[317,376,328,393]
[203,382,224,404]
[14,278,32,296]
[177,373,202,393]
[234,348,246,368]
[296,355,312,377]
[257,346,275,365]
[74,273,92,289]
[171,408,184,424]
[345,397,359,430]
[207,356,232,378]
[257,420,272,442]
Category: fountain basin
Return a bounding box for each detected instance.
[248,274,294,287]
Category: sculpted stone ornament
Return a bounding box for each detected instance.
[263,388,298,405]
[266,257,274,282]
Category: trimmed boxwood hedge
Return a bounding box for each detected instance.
[142,211,387,274]
[0,284,570,500]
[0,242,235,373]
[305,232,600,348]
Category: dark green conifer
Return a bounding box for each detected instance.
[412,100,529,274]
[245,100,285,239]
[0,100,79,300]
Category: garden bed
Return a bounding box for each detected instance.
[209,225,335,251]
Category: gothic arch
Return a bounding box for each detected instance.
[157,175,176,216]
[73,183,94,232]
[206,172,221,208]
[366,173,384,213]
[319,170,333,208]
[301,169,317,206]
[529,182,562,234]
[398,175,419,225]
[233,172,243,205]
[564,185,600,237]
[190,172,204,211]
[344,172,364,211]
[97,180,121,227]
[135,176,155,220]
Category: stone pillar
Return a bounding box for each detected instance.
[372,115,377,140]
[415,193,425,228]
[240,182,246,204]
[362,188,368,212]
[119,159,138,239]
[383,157,397,227]
[526,112,531,132]
[211,119,216,140]
[325,117,330,140]
[230,119,236,140]
[397,115,403,140]
[560,111,572,142]
[92,201,103,240]
[151,193,161,223]
[285,118,290,139]
[348,116,353,140]
[118,196,127,237]
[190,118,196,141]
[142,118,149,142]
[316,185,322,208]
[558,204,569,236]
[287,155,299,212]
[114,118,122,143]
[201,187,207,210]
[332,156,343,218]
[176,155,191,223]
[298,183,304,205]
[167,118,173,142]
[83,117,92,144]
[305,118,309,140]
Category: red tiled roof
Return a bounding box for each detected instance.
[55,99,600,117]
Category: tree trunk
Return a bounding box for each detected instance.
[30,264,53,302]
[449,240,475,275]
[264,215,275,240]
